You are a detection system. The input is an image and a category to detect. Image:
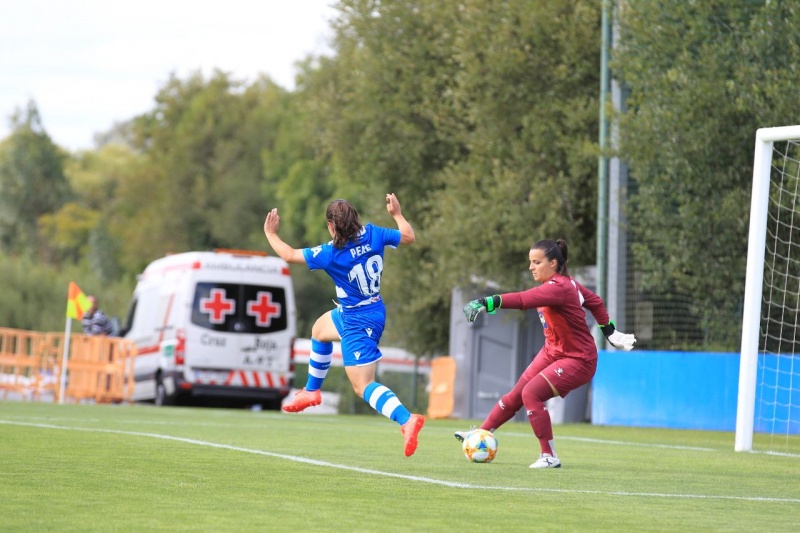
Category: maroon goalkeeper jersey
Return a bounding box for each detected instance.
[500,273,610,362]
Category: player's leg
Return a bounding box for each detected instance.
[342,309,424,457]
[455,349,554,442]
[347,362,416,425]
[282,311,339,413]
[521,373,560,468]
[524,357,596,469]
[306,311,338,390]
[347,364,424,457]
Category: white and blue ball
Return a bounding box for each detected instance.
[462,429,498,463]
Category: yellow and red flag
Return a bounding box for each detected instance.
[66,281,92,319]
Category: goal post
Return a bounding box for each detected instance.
[735,125,800,452]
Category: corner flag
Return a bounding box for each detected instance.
[61,281,92,404]
[66,281,92,320]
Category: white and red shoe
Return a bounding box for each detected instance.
[529,453,561,469]
[282,388,322,413]
[401,414,425,457]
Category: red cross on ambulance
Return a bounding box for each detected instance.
[247,291,282,327]
[200,288,236,323]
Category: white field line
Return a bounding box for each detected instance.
[495,431,800,457]
[0,415,723,450]
[1,419,799,504]
[4,413,798,456]
[544,435,715,452]
[762,450,800,458]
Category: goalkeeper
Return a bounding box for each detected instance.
[457,238,636,469]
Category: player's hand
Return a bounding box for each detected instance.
[600,322,636,351]
[386,193,401,217]
[263,208,280,235]
[463,298,487,322]
[607,330,636,351]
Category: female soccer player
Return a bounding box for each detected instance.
[458,239,636,468]
[263,193,424,457]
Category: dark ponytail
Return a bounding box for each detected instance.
[532,239,569,275]
[326,199,363,249]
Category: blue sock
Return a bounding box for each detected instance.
[363,381,411,425]
[305,339,333,392]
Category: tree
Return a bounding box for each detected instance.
[317,0,602,354]
[124,71,315,256]
[38,202,99,265]
[613,1,800,349]
[0,101,71,256]
[124,71,251,253]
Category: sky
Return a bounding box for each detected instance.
[0,0,337,152]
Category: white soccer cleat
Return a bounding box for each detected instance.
[454,428,476,442]
[529,453,561,469]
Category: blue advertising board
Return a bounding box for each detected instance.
[591,350,799,434]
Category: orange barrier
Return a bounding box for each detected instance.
[427,356,456,419]
[0,328,52,401]
[0,327,136,403]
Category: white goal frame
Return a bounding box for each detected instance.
[735,125,800,452]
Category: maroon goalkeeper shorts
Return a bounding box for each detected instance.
[521,348,597,397]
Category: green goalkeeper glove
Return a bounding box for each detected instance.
[463,295,502,323]
[600,321,637,351]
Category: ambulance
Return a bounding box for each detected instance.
[120,249,297,408]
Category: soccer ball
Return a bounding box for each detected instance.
[462,429,498,463]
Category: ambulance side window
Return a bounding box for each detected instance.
[120,299,137,337]
[124,287,160,337]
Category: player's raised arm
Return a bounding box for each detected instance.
[263,208,306,264]
[386,193,415,245]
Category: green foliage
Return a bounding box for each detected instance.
[64,144,152,278]
[317,0,601,354]
[613,0,800,350]
[38,202,100,265]
[129,71,258,252]
[102,148,171,275]
[0,101,71,255]
[0,254,133,333]
[66,144,132,210]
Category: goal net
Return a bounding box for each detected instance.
[735,125,800,453]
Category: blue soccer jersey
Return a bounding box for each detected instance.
[302,223,401,309]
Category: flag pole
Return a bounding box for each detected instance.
[63,281,91,404]
[59,317,72,404]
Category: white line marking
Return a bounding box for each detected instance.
[762,450,800,458]
[501,431,800,456]
[2,419,798,504]
[559,436,716,452]
[495,431,717,451]
[6,414,797,456]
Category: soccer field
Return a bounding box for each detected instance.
[1,401,798,532]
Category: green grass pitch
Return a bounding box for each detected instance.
[1,401,798,532]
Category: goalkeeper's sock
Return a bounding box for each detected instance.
[482,396,519,432]
[526,403,555,456]
[305,339,333,391]
[363,381,411,425]
[522,375,556,456]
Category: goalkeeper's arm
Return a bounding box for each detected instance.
[599,321,637,351]
[463,295,502,322]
